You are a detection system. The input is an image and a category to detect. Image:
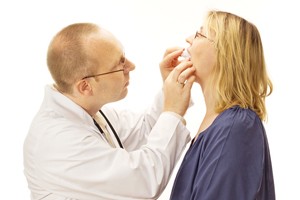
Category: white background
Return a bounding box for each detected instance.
[0,0,299,199]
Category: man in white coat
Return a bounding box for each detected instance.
[23,23,195,200]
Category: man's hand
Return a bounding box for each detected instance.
[163,59,195,117]
[159,47,186,82]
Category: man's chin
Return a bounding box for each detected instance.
[112,90,128,103]
[120,89,128,100]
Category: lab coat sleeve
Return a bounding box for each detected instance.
[33,112,191,200]
[101,89,161,150]
[102,89,189,151]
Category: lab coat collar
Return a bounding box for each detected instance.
[44,84,95,128]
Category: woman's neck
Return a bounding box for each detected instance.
[194,88,218,141]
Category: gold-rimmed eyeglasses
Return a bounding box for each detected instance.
[82,54,126,80]
[194,31,214,43]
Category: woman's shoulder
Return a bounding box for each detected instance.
[216,106,264,140]
[219,106,260,125]
[209,106,264,138]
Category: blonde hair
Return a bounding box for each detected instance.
[47,23,100,93]
[204,11,273,121]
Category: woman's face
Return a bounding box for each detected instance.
[186,26,217,89]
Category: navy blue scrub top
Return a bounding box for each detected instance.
[170,106,275,200]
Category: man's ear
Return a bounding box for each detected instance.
[75,79,93,96]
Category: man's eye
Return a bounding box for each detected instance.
[120,57,126,65]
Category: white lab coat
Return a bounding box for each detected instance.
[23,85,191,200]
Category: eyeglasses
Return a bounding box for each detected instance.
[82,55,126,80]
[194,31,214,43]
[82,69,124,79]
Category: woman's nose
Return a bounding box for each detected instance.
[185,34,194,44]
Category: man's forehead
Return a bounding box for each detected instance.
[95,34,123,54]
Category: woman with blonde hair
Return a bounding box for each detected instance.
[169,10,275,199]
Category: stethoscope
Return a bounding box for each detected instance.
[93,110,124,148]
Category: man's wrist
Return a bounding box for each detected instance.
[163,111,186,125]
